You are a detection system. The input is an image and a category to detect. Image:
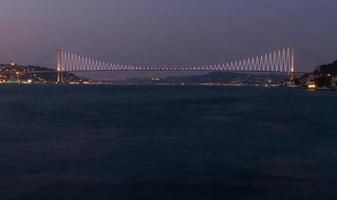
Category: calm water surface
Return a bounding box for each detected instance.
[1,85,337,200]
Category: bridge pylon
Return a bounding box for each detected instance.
[290,48,295,80]
[57,49,64,84]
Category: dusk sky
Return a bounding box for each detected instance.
[1,0,337,77]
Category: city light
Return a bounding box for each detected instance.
[308,83,316,89]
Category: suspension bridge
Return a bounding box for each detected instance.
[56,47,296,83]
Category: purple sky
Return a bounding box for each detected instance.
[1,0,337,77]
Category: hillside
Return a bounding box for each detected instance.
[293,60,337,89]
[127,72,289,86]
[313,60,337,75]
[0,64,83,84]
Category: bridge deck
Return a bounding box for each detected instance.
[0,70,309,74]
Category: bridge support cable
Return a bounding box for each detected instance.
[56,48,295,83]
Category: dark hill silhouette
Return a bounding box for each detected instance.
[314,60,337,75]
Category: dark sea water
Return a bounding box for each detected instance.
[1,85,337,200]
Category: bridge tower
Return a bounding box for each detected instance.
[290,48,295,80]
[57,49,64,84]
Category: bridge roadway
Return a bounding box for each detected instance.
[0,69,310,74]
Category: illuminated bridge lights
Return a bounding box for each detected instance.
[55,48,296,83]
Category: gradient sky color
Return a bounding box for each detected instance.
[1,0,337,77]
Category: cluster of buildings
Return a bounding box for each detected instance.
[0,62,87,84]
[0,62,36,84]
[300,73,337,90]
[284,61,337,90]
